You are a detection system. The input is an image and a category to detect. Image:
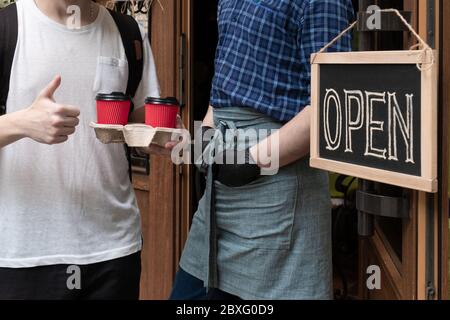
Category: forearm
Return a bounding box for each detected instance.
[202,106,215,128]
[0,110,27,149]
[250,106,311,169]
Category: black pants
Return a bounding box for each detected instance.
[0,252,141,300]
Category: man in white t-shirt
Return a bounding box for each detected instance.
[0,0,166,299]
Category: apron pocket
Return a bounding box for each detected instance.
[214,168,298,250]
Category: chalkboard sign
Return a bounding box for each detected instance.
[310,51,438,193]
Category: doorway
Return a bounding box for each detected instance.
[191,0,218,212]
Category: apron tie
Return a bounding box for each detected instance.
[205,120,237,289]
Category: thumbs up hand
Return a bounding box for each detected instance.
[22,75,80,145]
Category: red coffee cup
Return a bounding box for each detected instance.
[145,97,180,128]
[96,92,131,125]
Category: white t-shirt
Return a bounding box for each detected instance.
[0,0,160,268]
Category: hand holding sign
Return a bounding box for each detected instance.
[22,75,80,145]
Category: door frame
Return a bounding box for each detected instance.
[416,0,445,300]
[438,0,449,300]
[356,0,447,301]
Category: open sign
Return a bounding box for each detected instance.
[310,51,438,192]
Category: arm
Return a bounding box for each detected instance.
[250,106,310,169]
[0,110,27,148]
[250,0,354,169]
[202,105,215,128]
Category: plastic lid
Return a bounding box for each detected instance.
[95,92,131,101]
[145,97,179,106]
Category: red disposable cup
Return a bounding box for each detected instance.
[96,92,131,125]
[145,97,180,129]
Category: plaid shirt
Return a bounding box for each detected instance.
[210,0,354,122]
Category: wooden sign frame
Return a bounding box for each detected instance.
[310,50,438,193]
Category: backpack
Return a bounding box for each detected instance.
[0,3,144,180]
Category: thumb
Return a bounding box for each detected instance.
[39,75,61,100]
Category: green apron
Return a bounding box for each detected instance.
[180,107,333,300]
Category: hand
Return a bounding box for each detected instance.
[21,75,80,145]
[214,147,261,188]
[139,114,186,156]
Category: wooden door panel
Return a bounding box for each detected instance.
[366,244,400,300]
[442,0,450,300]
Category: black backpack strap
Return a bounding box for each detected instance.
[107,9,144,107]
[0,3,18,116]
[107,10,145,182]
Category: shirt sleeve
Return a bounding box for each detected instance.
[132,27,161,109]
[298,0,354,106]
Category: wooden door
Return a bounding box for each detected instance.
[439,0,450,300]
[357,0,444,300]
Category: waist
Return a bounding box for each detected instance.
[212,107,284,131]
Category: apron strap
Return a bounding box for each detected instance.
[206,119,237,289]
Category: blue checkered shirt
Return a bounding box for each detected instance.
[210,0,354,122]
